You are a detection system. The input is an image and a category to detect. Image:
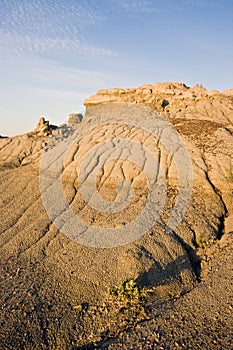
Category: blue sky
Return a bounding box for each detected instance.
[0,0,232,136]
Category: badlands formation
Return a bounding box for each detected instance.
[0,82,232,349]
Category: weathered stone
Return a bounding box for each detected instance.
[84,82,233,125]
[68,113,83,127]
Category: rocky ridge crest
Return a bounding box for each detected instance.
[84,82,233,125]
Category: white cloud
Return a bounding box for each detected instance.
[0,0,214,58]
[0,0,113,56]
[0,33,115,56]
[162,0,213,9]
[113,0,158,13]
[182,0,210,6]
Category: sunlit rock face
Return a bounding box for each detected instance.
[84,82,233,124]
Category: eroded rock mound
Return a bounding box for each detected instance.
[0,82,233,349]
[84,83,233,237]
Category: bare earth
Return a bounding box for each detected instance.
[0,82,232,349]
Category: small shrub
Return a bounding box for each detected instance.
[227,167,233,181]
[108,279,152,302]
[0,159,22,170]
[193,237,214,249]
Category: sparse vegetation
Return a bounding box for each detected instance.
[227,167,233,181]
[0,159,22,171]
[193,236,214,249]
[108,279,153,303]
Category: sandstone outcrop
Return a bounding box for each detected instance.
[68,113,83,127]
[34,116,52,136]
[84,82,233,125]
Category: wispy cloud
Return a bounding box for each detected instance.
[162,0,213,9]
[0,54,131,134]
[0,0,216,57]
[113,0,158,13]
[0,0,114,56]
[0,33,114,56]
[0,55,121,91]
[111,0,210,15]
[181,0,211,7]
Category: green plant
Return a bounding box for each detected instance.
[12,159,22,168]
[0,159,22,171]
[193,236,214,249]
[227,167,233,181]
[108,279,153,302]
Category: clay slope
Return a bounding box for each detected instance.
[0,82,233,349]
